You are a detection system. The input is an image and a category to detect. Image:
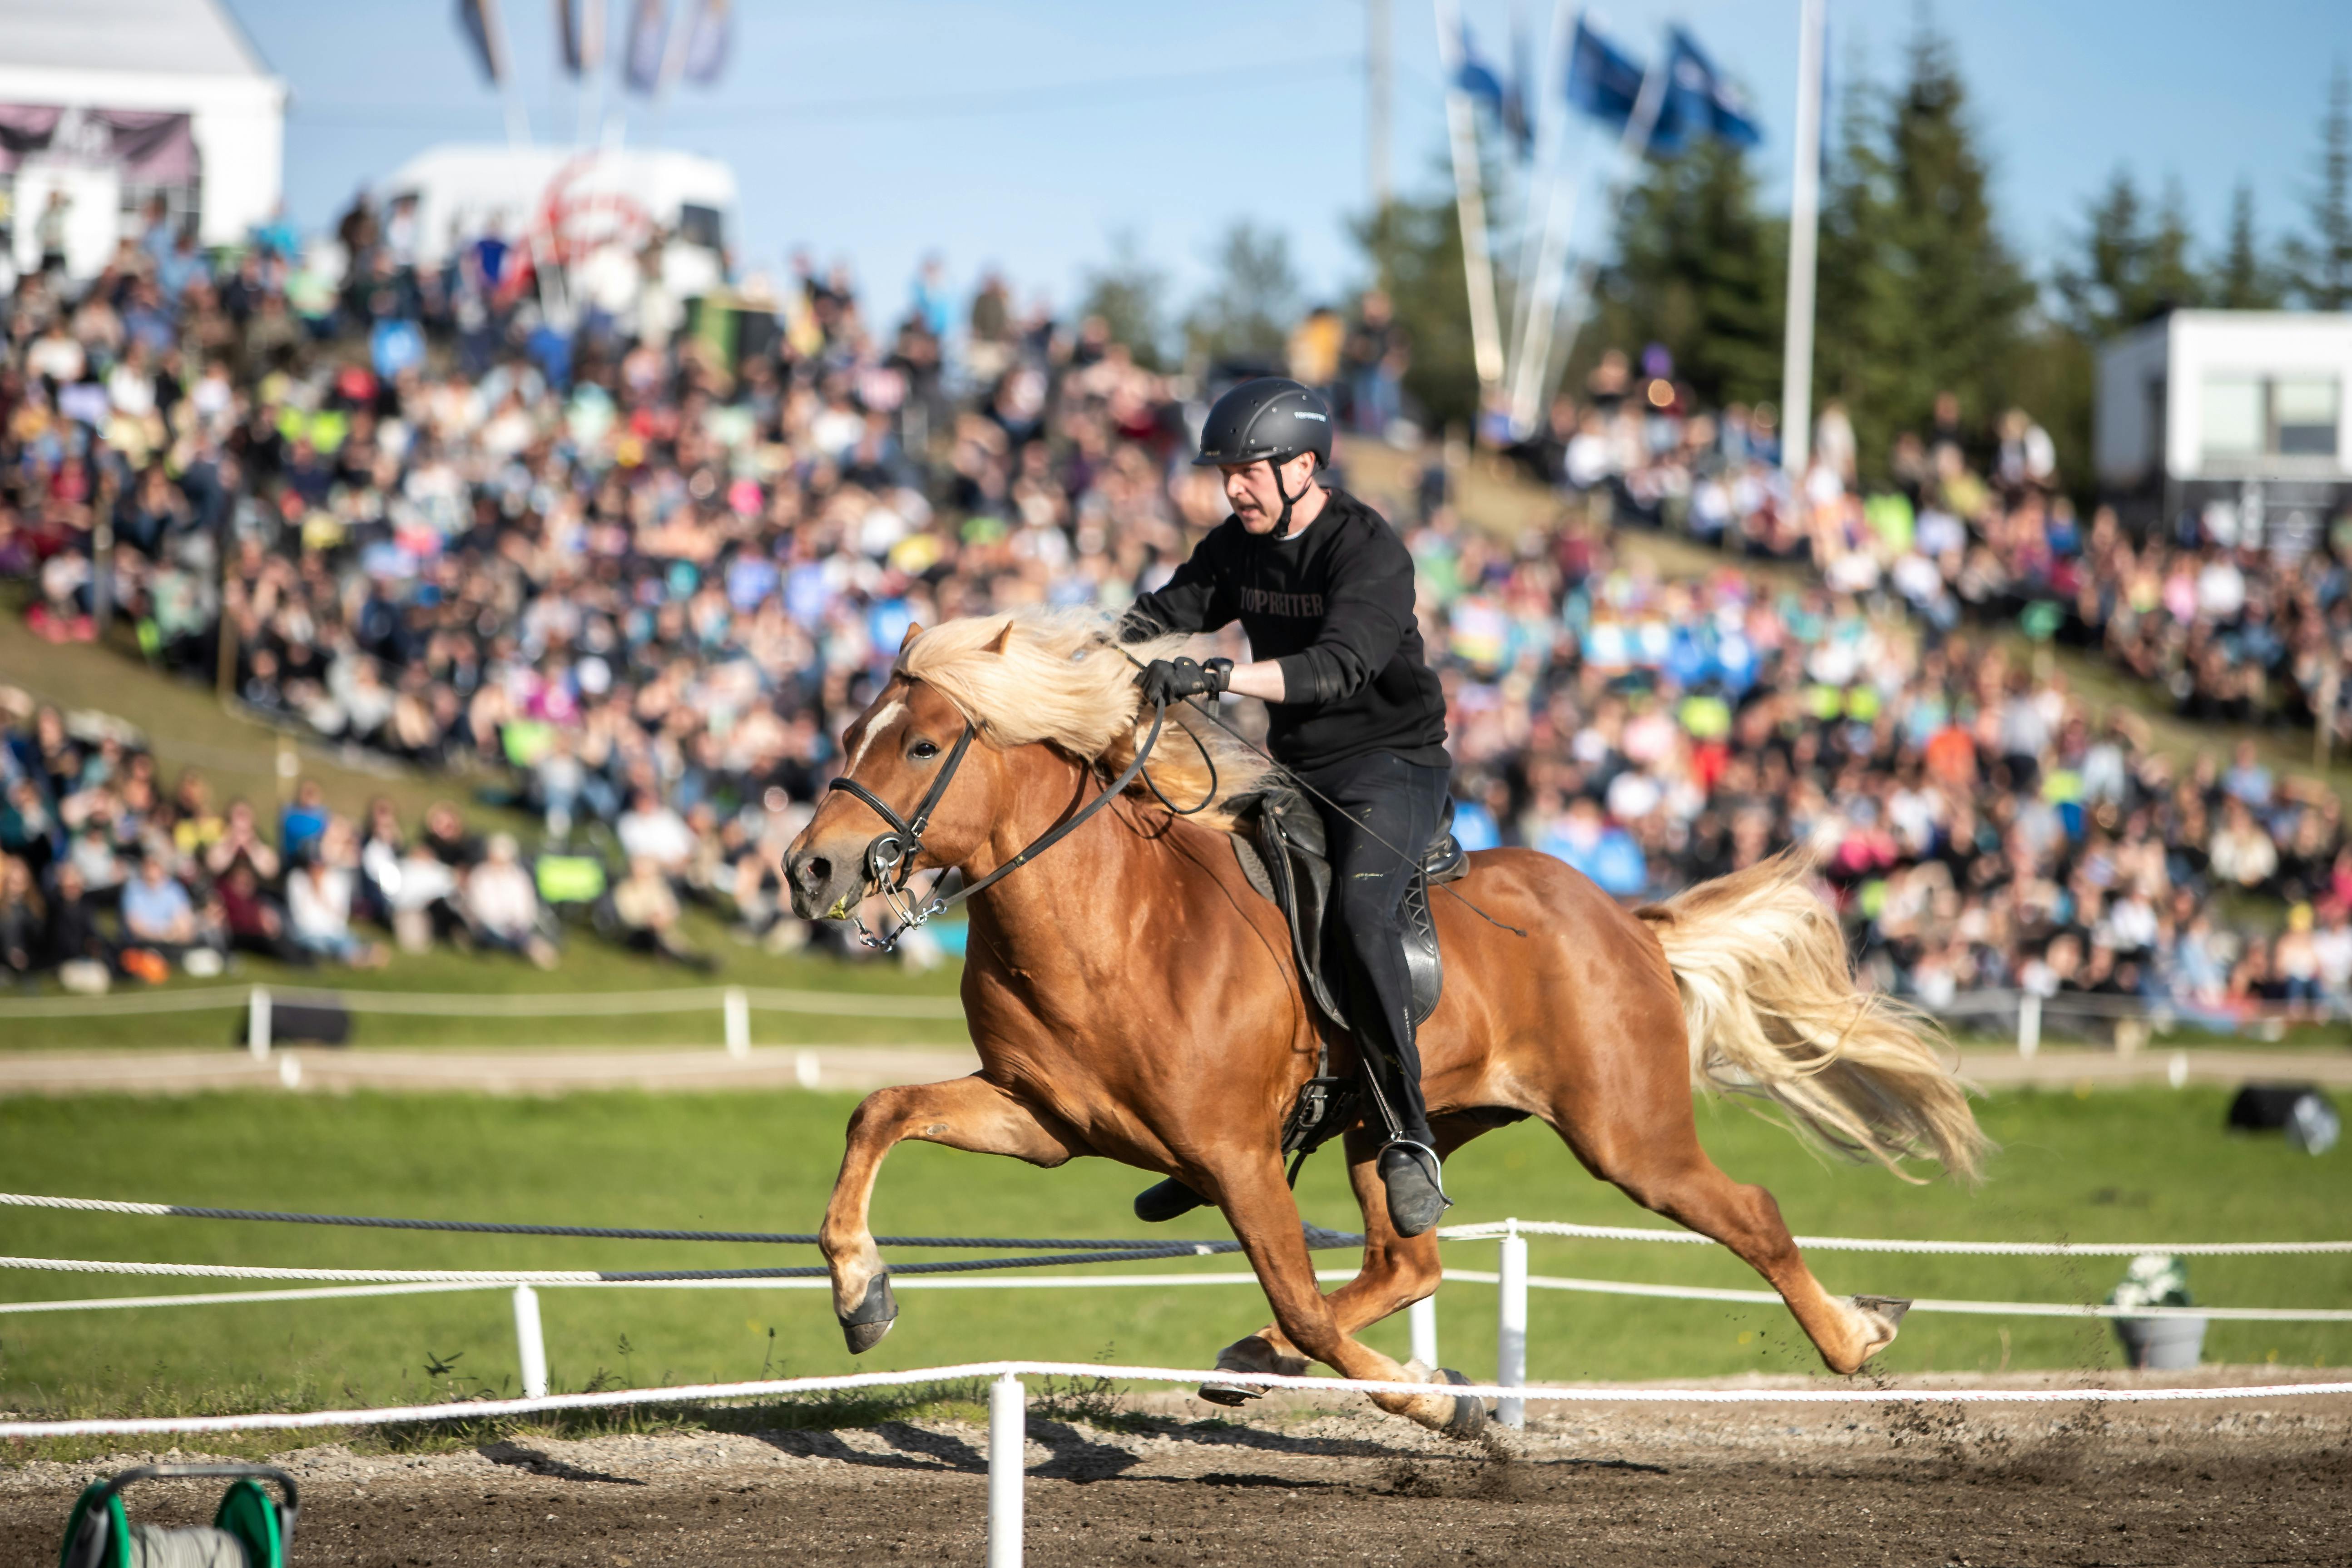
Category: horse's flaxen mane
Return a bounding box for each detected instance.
[897,608,1270,829]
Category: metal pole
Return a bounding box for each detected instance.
[247,986,272,1060]
[2017,992,2042,1059]
[1505,0,1577,390]
[1778,0,1827,478]
[512,1284,549,1398]
[1433,0,1507,395]
[723,987,750,1057]
[1409,1293,1439,1369]
[988,1371,1025,1567]
[1496,1221,1528,1428]
[1505,0,1581,436]
[1368,0,1392,210]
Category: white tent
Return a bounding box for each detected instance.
[0,0,286,275]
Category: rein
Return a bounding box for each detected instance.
[825,697,1171,951]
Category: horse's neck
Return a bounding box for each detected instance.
[957,750,1163,973]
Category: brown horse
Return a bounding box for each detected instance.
[785,609,1983,1436]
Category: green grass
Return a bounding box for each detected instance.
[0,1085,2344,1449]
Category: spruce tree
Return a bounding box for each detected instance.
[2211,183,2283,309]
[1594,139,1787,407]
[2288,60,2352,308]
[1867,23,2034,460]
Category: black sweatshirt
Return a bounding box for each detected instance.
[1122,487,1450,772]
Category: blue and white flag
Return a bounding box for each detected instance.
[1655,27,1762,150]
[1563,15,1644,131]
[622,0,668,94]
[1454,20,1508,117]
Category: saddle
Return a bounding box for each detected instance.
[1227,784,1468,1162]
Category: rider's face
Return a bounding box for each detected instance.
[1221,452,1316,534]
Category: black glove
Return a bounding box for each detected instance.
[1139,656,1232,706]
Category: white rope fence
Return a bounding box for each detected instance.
[3,1264,2342,1322]
[1437,1219,2352,1256]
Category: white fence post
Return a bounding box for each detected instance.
[247,986,272,1059]
[723,987,750,1058]
[1409,1293,1439,1369]
[1496,1220,1528,1429]
[512,1285,549,1399]
[988,1371,1025,1567]
[2016,992,2041,1059]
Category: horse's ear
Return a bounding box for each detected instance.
[983,619,1014,655]
[898,622,925,653]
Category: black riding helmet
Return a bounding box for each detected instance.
[1193,376,1333,538]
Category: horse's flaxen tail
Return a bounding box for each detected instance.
[1636,851,1986,1183]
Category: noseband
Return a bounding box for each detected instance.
[821,697,1170,950]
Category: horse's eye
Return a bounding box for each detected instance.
[910,739,940,761]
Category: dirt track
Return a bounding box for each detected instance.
[5,1371,2347,1566]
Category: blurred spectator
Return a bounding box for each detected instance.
[464,832,557,968]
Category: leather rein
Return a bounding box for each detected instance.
[823,694,1170,950]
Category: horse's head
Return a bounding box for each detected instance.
[785,643,1003,923]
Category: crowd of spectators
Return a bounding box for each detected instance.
[1522,361,2352,742]
[2,202,2346,1024]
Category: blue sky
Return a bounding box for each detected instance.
[231,0,2347,322]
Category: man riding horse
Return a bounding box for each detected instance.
[1122,376,1454,1239]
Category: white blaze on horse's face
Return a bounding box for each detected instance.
[845,699,906,777]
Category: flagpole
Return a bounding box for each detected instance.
[1505,0,1576,416]
[1778,0,1827,477]
[1433,0,1507,397]
[1535,30,1671,418]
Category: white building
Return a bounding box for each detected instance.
[2096,310,2352,550]
[0,0,286,277]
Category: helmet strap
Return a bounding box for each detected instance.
[1270,457,1304,539]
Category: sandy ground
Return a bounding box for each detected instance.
[5,1370,2347,1566]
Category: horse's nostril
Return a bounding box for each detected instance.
[805,856,833,887]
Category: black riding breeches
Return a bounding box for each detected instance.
[1294,748,1452,1148]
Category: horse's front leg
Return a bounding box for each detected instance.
[821,1073,1078,1352]
[1205,1150,1481,1438]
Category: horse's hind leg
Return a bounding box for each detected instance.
[1549,1078,1898,1375]
[821,1074,1077,1352]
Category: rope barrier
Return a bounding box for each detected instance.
[4,1359,2347,1439]
[14,1191,2346,1258]
[6,1267,2347,1321]
[0,984,965,1021]
[0,1248,1280,1285]
[1438,1219,2352,1256]
[0,1192,1270,1252]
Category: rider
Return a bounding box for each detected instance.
[1120,376,1454,1237]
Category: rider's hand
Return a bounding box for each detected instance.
[1139,657,1230,706]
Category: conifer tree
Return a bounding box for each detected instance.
[2288,60,2352,308]
[1594,139,1786,408]
[2211,182,2283,309]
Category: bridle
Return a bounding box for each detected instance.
[820,691,1170,950]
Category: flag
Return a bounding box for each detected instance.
[457,0,508,84]
[1502,10,1534,159]
[1563,15,1644,131]
[1655,27,1762,151]
[682,0,730,85]
[1453,20,1507,117]
[622,0,668,94]
[556,0,604,77]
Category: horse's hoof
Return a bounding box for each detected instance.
[1849,1294,1911,1363]
[1134,1178,1208,1224]
[1440,1367,1488,1440]
[839,1273,898,1355]
[1195,1379,1263,1407]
